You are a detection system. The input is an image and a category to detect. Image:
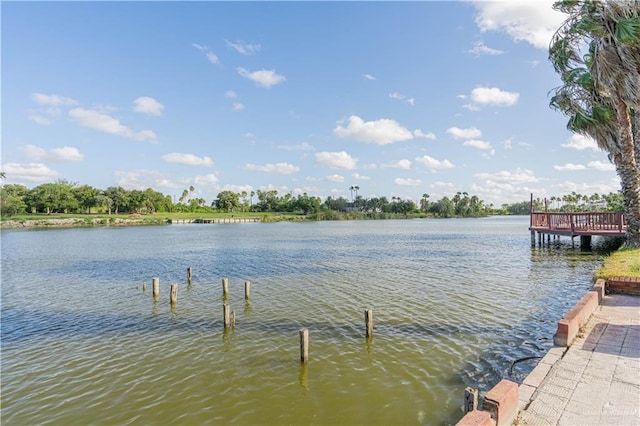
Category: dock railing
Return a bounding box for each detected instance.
[530,212,626,235]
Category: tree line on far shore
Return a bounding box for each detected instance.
[0,179,624,219]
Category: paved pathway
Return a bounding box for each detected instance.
[515,294,640,425]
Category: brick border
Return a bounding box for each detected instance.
[606,276,640,296]
[553,279,605,347]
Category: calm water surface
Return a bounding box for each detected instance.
[1,217,608,425]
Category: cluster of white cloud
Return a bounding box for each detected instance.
[192,43,220,65]
[245,162,300,174]
[237,67,286,89]
[447,126,495,158]
[23,144,84,162]
[334,115,434,145]
[472,0,566,49]
[460,86,520,111]
[468,40,505,56]
[225,39,261,56]
[314,151,358,170]
[162,153,214,167]
[389,92,415,106]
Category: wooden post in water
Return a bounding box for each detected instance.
[464,387,478,413]
[245,280,251,300]
[300,328,309,363]
[187,267,192,284]
[365,309,373,338]
[223,303,231,328]
[143,282,147,292]
[222,278,229,297]
[152,277,160,298]
[231,310,236,328]
[170,284,178,305]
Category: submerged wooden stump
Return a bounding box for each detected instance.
[365,309,373,338]
[222,278,229,297]
[244,280,251,300]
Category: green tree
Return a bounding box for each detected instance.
[549,0,640,246]
[73,185,100,213]
[0,184,28,216]
[103,187,129,215]
[215,190,240,212]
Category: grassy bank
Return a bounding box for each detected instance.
[595,246,640,280]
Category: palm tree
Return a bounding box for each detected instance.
[549,0,640,246]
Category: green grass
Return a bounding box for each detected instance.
[594,246,640,280]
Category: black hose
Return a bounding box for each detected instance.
[509,356,543,376]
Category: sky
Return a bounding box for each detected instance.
[1,1,620,207]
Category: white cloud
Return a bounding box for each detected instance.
[385,159,412,170]
[28,115,53,125]
[192,43,220,64]
[561,134,600,151]
[225,40,261,55]
[1,162,60,182]
[115,169,182,190]
[469,40,505,56]
[326,174,345,183]
[69,108,157,142]
[415,155,455,171]
[225,90,237,99]
[31,93,78,106]
[277,142,315,151]
[233,102,245,111]
[472,0,566,49]
[464,139,493,150]
[334,115,414,145]
[315,151,357,170]
[587,161,615,171]
[237,67,286,88]
[193,173,220,185]
[162,152,214,167]
[474,168,539,183]
[470,87,519,107]
[447,126,482,140]
[554,163,586,171]
[133,96,164,116]
[394,177,422,186]
[389,92,416,106]
[351,173,370,180]
[245,162,300,174]
[414,129,436,139]
[363,74,376,81]
[24,145,84,162]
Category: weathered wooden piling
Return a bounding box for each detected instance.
[244,280,251,300]
[231,310,236,328]
[223,303,231,328]
[300,328,309,363]
[152,277,160,298]
[187,267,192,284]
[365,309,373,338]
[464,387,478,413]
[222,278,229,297]
[142,282,147,292]
[170,284,178,305]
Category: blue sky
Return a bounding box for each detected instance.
[2,1,619,206]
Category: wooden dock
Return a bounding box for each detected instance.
[529,211,626,247]
[169,218,261,225]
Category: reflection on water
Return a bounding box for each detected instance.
[1,217,609,424]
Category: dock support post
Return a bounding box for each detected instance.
[170,284,178,305]
[152,277,160,298]
[580,235,592,250]
[365,309,373,338]
[223,303,231,328]
[464,387,479,414]
[187,267,192,284]
[222,278,229,297]
[245,280,251,300]
[300,328,309,363]
[530,231,535,247]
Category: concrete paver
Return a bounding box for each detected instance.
[515,294,640,426]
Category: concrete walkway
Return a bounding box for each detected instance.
[515,294,640,425]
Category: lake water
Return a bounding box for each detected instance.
[1,216,608,425]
